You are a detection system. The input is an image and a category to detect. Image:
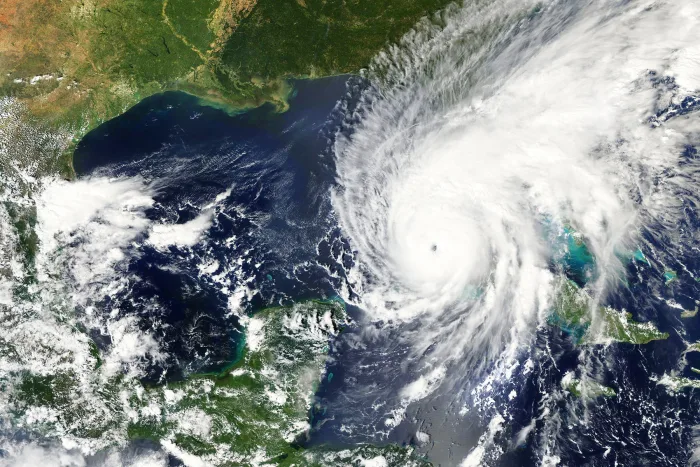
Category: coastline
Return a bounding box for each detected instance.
[63,73,356,179]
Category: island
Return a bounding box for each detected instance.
[563,372,616,399]
[550,278,669,346]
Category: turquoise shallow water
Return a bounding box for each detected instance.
[71,76,352,381]
[66,70,700,466]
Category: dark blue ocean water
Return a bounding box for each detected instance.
[72,76,700,466]
[74,77,353,382]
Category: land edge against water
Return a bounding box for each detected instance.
[121,297,432,465]
[60,73,353,180]
[184,297,349,382]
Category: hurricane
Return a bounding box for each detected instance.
[330,0,700,463]
[2,0,700,465]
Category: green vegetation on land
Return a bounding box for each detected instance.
[125,301,349,462]
[600,308,669,345]
[3,202,38,275]
[0,0,456,178]
[1,2,464,461]
[8,300,427,465]
[550,278,669,345]
[657,374,700,392]
[220,0,455,81]
[548,278,590,343]
[564,376,616,399]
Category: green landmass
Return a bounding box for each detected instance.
[0,3,460,461]
[657,374,700,392]
[657,342,700,392]
[3,201,38,275]
[600,307,669,345]
[547,225,667,345]
[6,300,427,465]
[681,306,698,318]
[563,374,616,399]
[549,278,669,345]
[0,0,456,178]
[549,278,590,343]
[124,300,351,463]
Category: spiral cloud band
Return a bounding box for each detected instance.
[332,0,700,375]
